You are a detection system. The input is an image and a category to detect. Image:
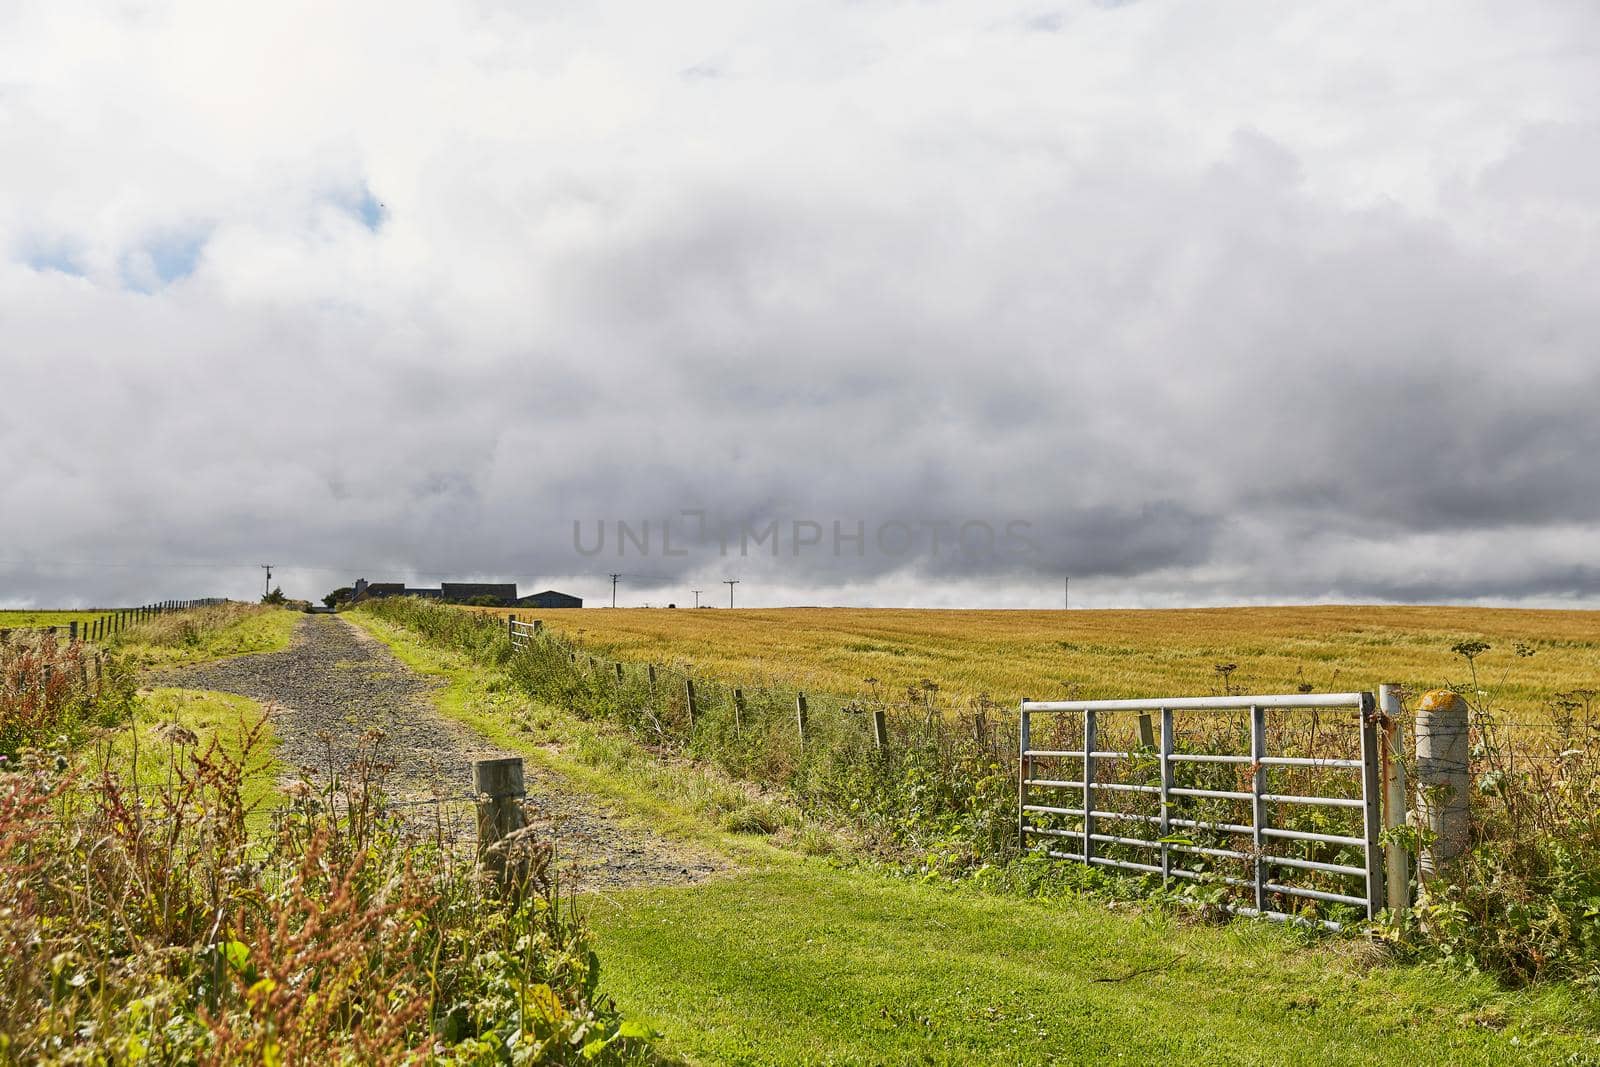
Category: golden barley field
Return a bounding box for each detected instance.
[484,605,1599,719]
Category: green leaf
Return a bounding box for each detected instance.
[222,940,250,971]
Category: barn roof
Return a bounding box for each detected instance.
[441,582,518,600]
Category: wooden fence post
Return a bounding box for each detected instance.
[733,688,745,734]
[685,679,698,727]
[507,613,517,641]
[1415,689,1470,876]
[68,621,78,643]
[1378,683,1410,911]
[473,757,527,883]
[795,693,808,746]
[873,708,888,752]
[1137,712,1156,750]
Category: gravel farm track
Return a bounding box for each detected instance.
[156,614,722,890]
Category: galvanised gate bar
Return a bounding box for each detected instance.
[1019,692,1384,926]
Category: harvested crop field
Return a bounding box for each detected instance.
[480,605,1600,720]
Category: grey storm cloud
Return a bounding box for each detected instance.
[2,1,1599,609]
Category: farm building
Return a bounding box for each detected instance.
[349,579,516,605]
[347,580,580,608]
[440,582,518,604]
[517,590,582,609]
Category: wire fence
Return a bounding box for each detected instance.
[0,599,226,646]
[496,611,1599,924]
[505,617,1592,776]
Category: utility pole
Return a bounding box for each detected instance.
[260,563,274,598]
[723,578,740,608]
[609,573,621,608]
[1064,576,1070,610]
[692,589,702,608]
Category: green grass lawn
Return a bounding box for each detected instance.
[0,609,118,630]
[349,612,1600,1066]
[588,865,1598,1066]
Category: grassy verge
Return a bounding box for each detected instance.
[115,687,285,814]
[587,865,1597,1066]
[2,629,662,1062]
[350,610,1600,1065]
[349,610,802,859]
[115,603,300,669]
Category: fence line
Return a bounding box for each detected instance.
[498,611,1596,926]
[0,598,227,648]
[1,599,228,715]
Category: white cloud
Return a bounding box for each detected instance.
[2,0,1598,608]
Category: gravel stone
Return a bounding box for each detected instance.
[155,614,722,890]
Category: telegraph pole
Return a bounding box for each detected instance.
[1064,576,1069,610]
[723,578,740,608]
[692,589,702,608]
[609,573,621,608]
[260,564,274,598]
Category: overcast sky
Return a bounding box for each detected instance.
[3,1,1598,609]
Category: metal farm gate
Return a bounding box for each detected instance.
[1019,693,1386,925]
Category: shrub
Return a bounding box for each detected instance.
[1,629,135,757]
[1382,656,1600,986]
[0,722,661,1063]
